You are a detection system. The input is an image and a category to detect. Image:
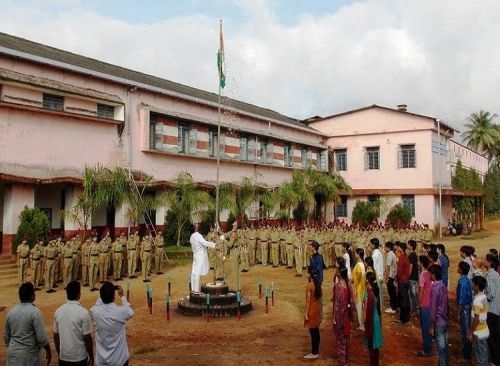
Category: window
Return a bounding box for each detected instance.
[402,195,415,217]
[334,149,347,171]
[97,104,115,119]
[209,130,218,157]
[284,144,293,167]
[149,118,163,150]
[301,148,307,167]
[398,144,416,168]
[368,195,380,203]
[260,140,268,163]
[240,137,248,161]
[43,93,64,111]
[247,137,255,162]
[178,124,190,153]
[365,147,380,170]
[336,196,347,217]
[318,151,327,171]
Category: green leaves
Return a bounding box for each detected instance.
[452,160,483,216]
[463,110,499,167]
[14,206,50,248]
[386,204,412,228]
[351,200,380,227]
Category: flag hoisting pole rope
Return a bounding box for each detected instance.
[215,19,224,228]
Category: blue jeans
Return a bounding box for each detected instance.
[459,305,472,360]
[474,335,489,366]
[409,280,418,313]
[435,325,449,366]
[419,307,432,355]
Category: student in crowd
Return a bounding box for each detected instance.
[485,254,500,366]
[469,275,490,366]
[369,238,385,304]
[91,282,134,366]
[3,282,52,366]
[342,243,353,280]
[460,246,475,280]
[428,250,439,266]
[407,240,419,315]
[489,249,499,274]
[436,244,449,288]
[53,281,94,366]
[365,256,375,275]
[396,242,411,324]
[333,257,346,285]
[309,241,326,285]
[304,267,322,360]
[332,266,355,366]
[429,264,449,366]
[352,248,366,330]
[364,271,383,366]
[416,255,432,357]
[384,242,398,314]
[456,261,473,363]
[472,257,485,277]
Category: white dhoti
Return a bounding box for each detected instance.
[190,231,216,293]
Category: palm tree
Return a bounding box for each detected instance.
[160,171,214,246]
[463,111,499,167]
[218,177,257,222]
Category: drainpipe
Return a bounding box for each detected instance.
[126,86,137,235]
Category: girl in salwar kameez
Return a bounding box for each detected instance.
[333,267,356,366]
[364,271,383,366]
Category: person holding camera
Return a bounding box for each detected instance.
[91,282,134,366]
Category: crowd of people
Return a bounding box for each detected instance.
[303,238,500,366]
[16,230,166,292]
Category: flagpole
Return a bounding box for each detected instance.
[215,19,222,228]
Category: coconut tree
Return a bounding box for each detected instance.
[276,181,300,220]
[160,171,214,246]
[463,110,499,167]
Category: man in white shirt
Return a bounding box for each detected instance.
[190,223,217,293]
[370,238,385,303]
[54,280,94,366]
[91,282,134,366]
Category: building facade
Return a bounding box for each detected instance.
[0,33,328,254]
[309,105,487,231]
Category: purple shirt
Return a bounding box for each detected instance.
[430,280,448,327]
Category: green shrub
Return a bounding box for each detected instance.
[164,209,191,246]
[14,206,50,249]
[386,204,412,228]
[351,200,380,227]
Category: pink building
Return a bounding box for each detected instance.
[309,104,486,231]
[0,33,328,254]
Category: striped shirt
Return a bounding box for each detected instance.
[472,292,489,339]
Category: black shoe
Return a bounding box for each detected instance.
[114,278,120,281]
[143,279,151,283]
[46,289,56,293]
[34,287,41,291]
[241,269,248,273]
[156,272,164,275]
[129,275,136,279]
[53,284,58,288]
[286,266,292,269]
[90,287,98,292]
[216,277,224,281]
[83,283,89,287]
[295,274,303,277]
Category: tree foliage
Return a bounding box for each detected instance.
[483,166,500,216]
[14,206,50,249]
[463,110,499,167]
[386,204,412,228]
[351,200,380,227]
[451,160,482,216]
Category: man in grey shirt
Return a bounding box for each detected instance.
[3,282,52,365]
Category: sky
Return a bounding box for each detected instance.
[0,0,499,134]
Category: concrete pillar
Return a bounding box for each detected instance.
[114,202,131,237]
[155,189,167,231]
[63,186,90,238]
[2,184,35,255]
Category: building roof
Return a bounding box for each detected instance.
[0,32,316,132]
[307,104,458,132]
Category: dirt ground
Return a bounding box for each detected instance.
[1,222,499,366]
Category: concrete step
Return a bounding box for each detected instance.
[0,267,17,276]
[0,257,14,264]
[1,273,17,280]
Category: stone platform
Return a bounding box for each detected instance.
[177,282,252,317]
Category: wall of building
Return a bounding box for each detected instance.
[449,140,489,181]
[34,185,62,230]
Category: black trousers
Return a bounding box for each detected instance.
[387,277,398,310]
[398,282,410,324]
[487,312,500,365]
[309,327,320,355]
[59,359,87,366]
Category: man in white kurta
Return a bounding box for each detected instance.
[190,224,216,293]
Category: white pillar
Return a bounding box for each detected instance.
[2,184,35,254]
[114,202,131,236]
[64,186,90,237]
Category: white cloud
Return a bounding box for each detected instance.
[0,0,499,134]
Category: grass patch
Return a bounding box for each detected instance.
[165,257,192,267]
[134,345,158,355]
[165,245,192,253]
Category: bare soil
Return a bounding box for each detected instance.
[1,221,499,365]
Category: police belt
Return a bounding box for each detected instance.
[286,242,293,245]
[72,252,78,255]
[64,256,72,259]
[143,250,151,252]
[20,255,28,259]
[32,258,40,261]
[114,251,122,253]
[100,251,108,254]
[47,257,55,260]
[261,240,268,242]
[90,254,99,256]
[128,248,136,251]
[272,241,278,244]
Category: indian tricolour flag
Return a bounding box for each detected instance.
[217,21,226,89]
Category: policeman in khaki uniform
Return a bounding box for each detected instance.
[154,231,165,275]
[247,224,256,266]
[62,239,74,287]
[30,241,44,289]
[240,226,249,273]
[98,235,110,282]
[72,236,82,281]
[207,227,217,270]
[261,224,270,266]
[294,229,304,277]
[285,227,295,268]
[255,224,262,264]
[16,239,30,286]
[112,236,123,281]
[222,221,242,291]
[44,240,57,293]
[81,238,91,286]
[127,230,139,278]
[270,225,280,268]
[100,231,113,277]
[141,234,153,282]
[88,236,100,291]
[279,225,287,265]
[213,234,226,281]
[56,237,64,284]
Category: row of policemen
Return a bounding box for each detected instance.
[204,221,434,288]
[16,230,167,293]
